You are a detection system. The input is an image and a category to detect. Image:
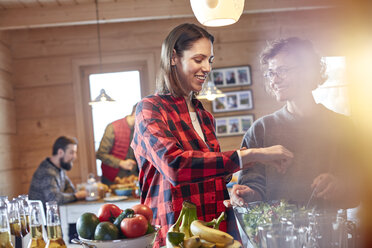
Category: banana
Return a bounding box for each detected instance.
[200,239,217,248]
[183,235,202,248]
[190,220,234,246]
[225,240,243,248]
[180,207,191,238]
[167,201,199,248]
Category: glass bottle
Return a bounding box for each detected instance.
[7,200,22,238]
[27,203,45,248]
[14,198,28,236]
[0,206,14,248]
[0,197,8,208]
[18,196,30,234]
[45,202,66,248]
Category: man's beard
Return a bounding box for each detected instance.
[60,158,72,171]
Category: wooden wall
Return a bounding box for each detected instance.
[7,8,343,196]
[0,31,21,197]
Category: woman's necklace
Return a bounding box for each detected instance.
[190,112,197,122]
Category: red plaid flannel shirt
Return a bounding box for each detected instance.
[131,94,241,247]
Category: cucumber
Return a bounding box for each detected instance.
[113,208,135,229]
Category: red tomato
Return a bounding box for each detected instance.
[131,204,153,222]
[120,214,148,238]
[97,204,123,222]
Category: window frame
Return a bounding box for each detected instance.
[72,53,156,179]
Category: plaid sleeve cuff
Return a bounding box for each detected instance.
[237,149,243,169]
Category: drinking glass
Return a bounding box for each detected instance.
[0,206,14,248]
[309,211,346,248]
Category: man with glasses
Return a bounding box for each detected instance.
[228,37,360,209]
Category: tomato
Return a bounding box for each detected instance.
[131,204,153,222]
[97,204,123,222]
[120,214,148,238]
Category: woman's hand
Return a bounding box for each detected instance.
[241,145,293,173]
[225,184,262,208]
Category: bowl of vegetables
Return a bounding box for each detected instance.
[233,200,303,248]
[76,203,158,248]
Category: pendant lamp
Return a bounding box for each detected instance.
[88,89,115,105]
[190,0,245,27]
[197,81,226,101]
[89,0,115,105]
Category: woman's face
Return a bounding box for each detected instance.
[172,38,214,95]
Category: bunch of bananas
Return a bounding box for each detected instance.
[166,201,242,248]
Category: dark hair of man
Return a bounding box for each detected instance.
[260,37,327,96]
[156,23,214,97]
[52,136,78,155]
[131,103,138,115]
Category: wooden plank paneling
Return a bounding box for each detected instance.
[0,30,18,198]
[17,115,76,135]
[0,30,10,44]
[0,169,24,198]
[13,56,72,88]
[0,98,16,134]
[15,84,75,119]
[0,0,339,30]
[0,70,13,99]
[17,117,76,151]
[0,133,19,170]
[10,19,174,59]
[0,40,11,72]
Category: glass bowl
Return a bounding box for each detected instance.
[114,188,133,196]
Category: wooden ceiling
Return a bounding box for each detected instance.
[0,0,338,30]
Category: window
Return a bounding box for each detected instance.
[312,56,350,116]
[89,71,142,175]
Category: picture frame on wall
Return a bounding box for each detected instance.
[215,114,255,137]
[212,90,253,113]
[211,66,251,87]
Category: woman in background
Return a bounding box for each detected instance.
[131,23,293,247]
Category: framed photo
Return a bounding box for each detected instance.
[215,114,255,137]
[211,66,251,87]
[212,90,253,113]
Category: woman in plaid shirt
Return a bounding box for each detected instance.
[131,23,293,247]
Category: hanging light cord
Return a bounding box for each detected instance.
[94,0,103,73]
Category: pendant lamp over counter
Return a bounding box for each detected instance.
[190,0,245,27]
[197,81,226,101]
[89,0,115,106]
[89,89,115,105]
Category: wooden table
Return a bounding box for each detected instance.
[59,197,140,244]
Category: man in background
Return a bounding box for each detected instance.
[229,37,360,209]
[96,103,138,186]
[29,136,86,208]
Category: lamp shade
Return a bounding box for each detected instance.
[190,0,245,27]
[89,89,115,105]
[197,81,225,101]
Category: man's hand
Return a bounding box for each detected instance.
[311,173,340,200]
[224,184,262,208]
[119,159,136,171]
[74,190,87,200]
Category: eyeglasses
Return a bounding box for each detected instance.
[264,66,298,80]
